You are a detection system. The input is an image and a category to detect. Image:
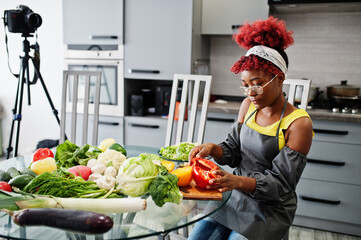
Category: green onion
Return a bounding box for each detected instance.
[0,190,146,213]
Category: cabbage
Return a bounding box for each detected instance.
[116,153,158,197]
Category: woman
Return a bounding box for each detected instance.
[188,16,313,240]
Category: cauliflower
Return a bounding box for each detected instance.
[104,166,117,178]
[87,158,97,168]
[97,175,116,190]
[91,163,106,175]
[88,173,102,182]
[96,149,126,170]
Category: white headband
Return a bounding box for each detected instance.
[245,45,287,74]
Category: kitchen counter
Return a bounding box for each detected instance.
[207,101,361,123]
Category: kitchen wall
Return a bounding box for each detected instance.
[0,0,63,156]
[210,11,361,98]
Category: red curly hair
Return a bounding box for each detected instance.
[231,16,294,75]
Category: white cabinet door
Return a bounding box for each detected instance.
[124,0,193,80]
[203,112,237,144]
[65,114,124,146]
[202,0,269,35]
[63,0,124,45]
[124,116,167,148]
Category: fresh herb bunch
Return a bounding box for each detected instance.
[23,170,120,198]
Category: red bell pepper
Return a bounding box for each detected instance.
[32,148,54,163]
[191,157,219,189]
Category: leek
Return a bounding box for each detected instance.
[0,190,146,213]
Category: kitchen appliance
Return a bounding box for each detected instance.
[155,86,172,115]
[130,94,144,116]
[64,58,124,117]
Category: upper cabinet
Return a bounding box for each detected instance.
[63,0,124,46]
[201,0,269,35]
[124,0,206,80]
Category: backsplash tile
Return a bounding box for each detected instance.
[210,11,361,98]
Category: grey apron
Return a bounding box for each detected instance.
[211,101,298,240]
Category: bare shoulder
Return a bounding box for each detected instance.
[238,97,251,123]
[286,116,313,155]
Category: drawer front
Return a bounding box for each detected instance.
[304,141,361,184]
[124,117,167,148]
[296,179,361,225]
[65,114,124,146]
[312,120,361,145]
[203,112,237,144]
[98,116,124,145]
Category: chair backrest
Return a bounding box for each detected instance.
[165,74,212,147]
[283,79,311,110]
[60,70,102,146]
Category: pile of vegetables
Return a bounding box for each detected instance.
[0,137,224,235]
[0,138,186,211]
[159,142,197,161]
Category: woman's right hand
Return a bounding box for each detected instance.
[188,143,217,164]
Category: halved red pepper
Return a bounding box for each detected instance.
[191,157,219,189]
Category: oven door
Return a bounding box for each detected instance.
[64,59,124,117]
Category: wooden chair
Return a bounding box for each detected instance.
[165,74,212,147]
[60,70,102,146]
[283,79,311,110]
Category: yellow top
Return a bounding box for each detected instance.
[245,103,313,150]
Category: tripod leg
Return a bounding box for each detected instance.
[6,67,23,159]
[7,58,27,158]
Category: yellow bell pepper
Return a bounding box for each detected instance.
[161,160,175,172]
[30,157,57,175]
[171,166,192,187]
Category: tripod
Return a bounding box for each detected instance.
[6,34,61,159]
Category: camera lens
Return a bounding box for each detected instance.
[25,13,42,28]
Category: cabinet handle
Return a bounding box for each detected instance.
[129,123,159,129]
[307,158,345,166]
[300,195,341,205]
[128,69,160,74]
[89,35,118,40]
[99,121,119,126]
[313,128,348,135]
[207,117,235,123]
[231,25,241,30]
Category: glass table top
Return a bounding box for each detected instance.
[0,145,231,239]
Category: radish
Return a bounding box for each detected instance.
[68,166,92,180]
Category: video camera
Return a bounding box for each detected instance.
[4,5,42,34]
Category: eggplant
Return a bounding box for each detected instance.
[11,208,113,234]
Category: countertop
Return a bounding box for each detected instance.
[207,101,361,124]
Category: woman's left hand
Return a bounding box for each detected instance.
[206,170,256,194]
[206,170,240,192]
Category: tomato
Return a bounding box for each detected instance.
[32,148,54,163]
[0,181,12,192]
[191,157,219,189]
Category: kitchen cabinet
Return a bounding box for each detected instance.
[65,114,124,146]
[124,0,207,80]
[63,0,124,46]
[203,112,237,144]
[201,0,269,35]
[294,120,361,236]
[124,116,168,148]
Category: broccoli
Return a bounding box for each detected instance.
[149,166,183,207]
